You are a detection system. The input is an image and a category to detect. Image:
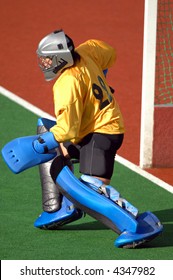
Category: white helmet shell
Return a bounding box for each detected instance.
[37,30,74,81]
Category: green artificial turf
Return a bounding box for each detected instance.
[0,93,173,260]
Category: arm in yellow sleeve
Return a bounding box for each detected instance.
[50,75,83,143]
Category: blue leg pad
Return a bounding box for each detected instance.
[55,167,163,248]
[56,167,138,234]
[34,196,83,229]
[80,175,138,217]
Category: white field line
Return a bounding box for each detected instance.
[116,155,173,193]
[1,85,173,194]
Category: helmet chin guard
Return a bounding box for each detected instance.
[37,30,74,81]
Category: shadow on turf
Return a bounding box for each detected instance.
[149,208,173,248]
[61,208,173,248]
[62,220,108,231]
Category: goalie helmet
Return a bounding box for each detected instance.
[37,29,74,81]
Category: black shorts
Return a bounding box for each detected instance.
[64,133,124,179]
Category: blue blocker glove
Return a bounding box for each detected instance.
[33,132,59,154]
[1,132,59,174]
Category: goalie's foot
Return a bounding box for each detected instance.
[34,196,84,229]
[114,211,163,248]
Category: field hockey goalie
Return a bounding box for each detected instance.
[1,118,163,248]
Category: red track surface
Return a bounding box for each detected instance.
[0,0,172,186]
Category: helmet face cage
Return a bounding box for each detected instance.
[37,30,74,81]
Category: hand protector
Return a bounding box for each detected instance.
[33,132,59,154]
[1,132,59,174]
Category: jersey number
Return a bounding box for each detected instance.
[92,76,112,110]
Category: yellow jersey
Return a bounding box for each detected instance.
[50,39,125,144]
